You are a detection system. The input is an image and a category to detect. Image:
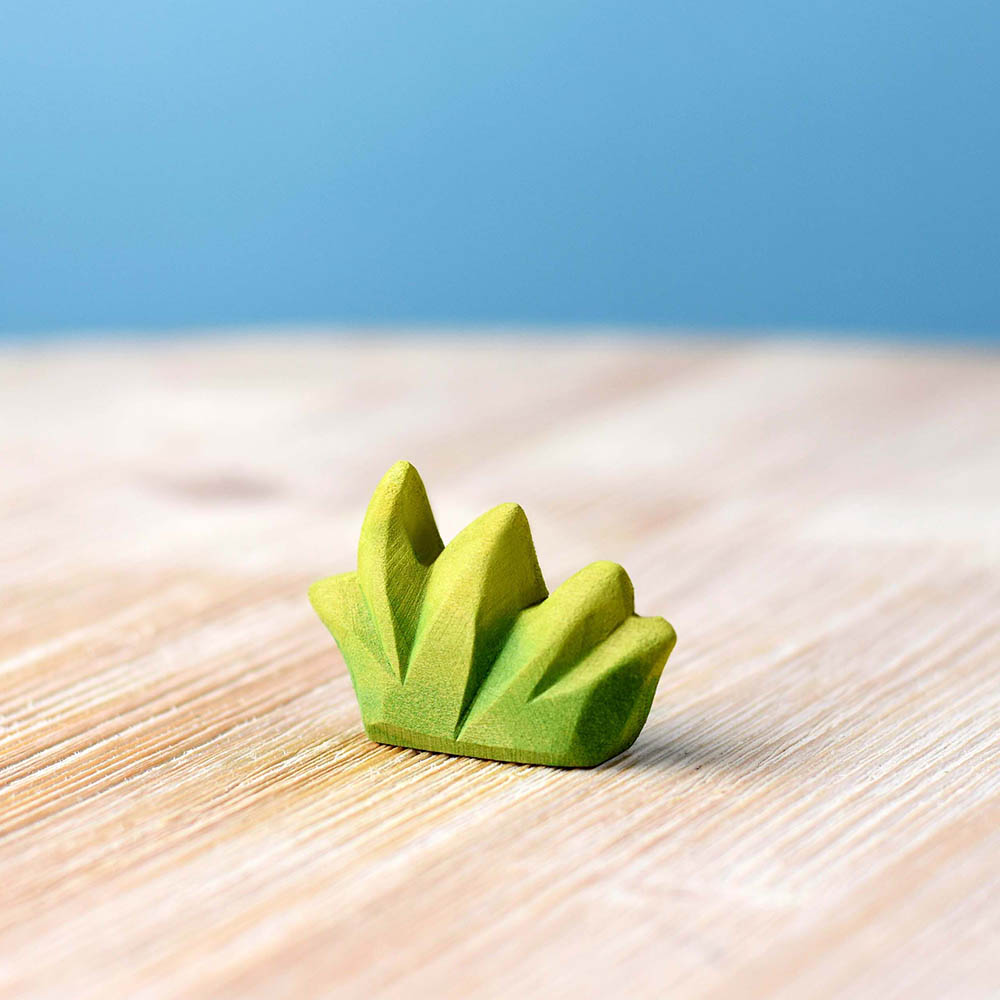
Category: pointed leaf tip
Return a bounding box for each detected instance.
[357,460,444,679]
[403,500,548,736]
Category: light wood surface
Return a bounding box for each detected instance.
[1,333,998,999]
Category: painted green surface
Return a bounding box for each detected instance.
[309,461,676,767]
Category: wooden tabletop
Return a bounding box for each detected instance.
[2,333,998,999]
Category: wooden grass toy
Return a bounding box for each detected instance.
[309,461,676,767]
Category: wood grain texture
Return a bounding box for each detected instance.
[1,332,998,999]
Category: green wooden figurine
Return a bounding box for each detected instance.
[309,461,676,767]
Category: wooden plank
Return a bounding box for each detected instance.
[1,333,998,999]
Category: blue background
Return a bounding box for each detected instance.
[2,1,998,339]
